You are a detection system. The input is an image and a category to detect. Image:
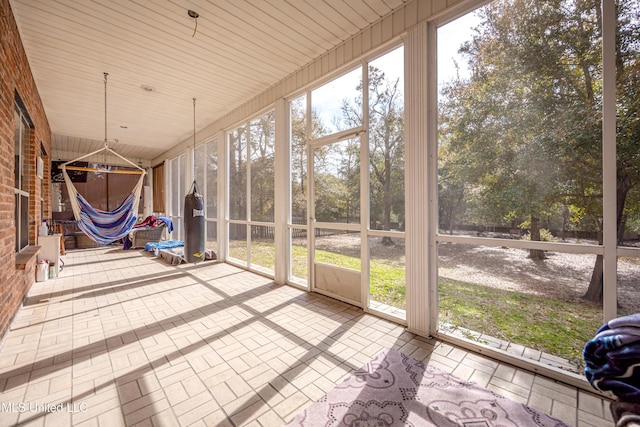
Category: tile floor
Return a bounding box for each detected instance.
[0,247,614,426]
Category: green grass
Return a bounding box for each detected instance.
[228,241,276,270]
[291,244,308,278]
[230,240,599,368]
[439,279,601,367]
[369,259,406,308]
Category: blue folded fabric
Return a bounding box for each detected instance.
[144,239,184,253]
[584,313,640,401]
[158,217,174,233]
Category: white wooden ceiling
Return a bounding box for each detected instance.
[10,0,406,161]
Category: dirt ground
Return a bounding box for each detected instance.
[306,234,640,315]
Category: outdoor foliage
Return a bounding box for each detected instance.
[438,0,640,299]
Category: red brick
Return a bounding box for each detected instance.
[0,0,52,341]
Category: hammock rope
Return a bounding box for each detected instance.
[60,72,146,245]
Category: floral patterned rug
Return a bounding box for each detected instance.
[287,349,571,426]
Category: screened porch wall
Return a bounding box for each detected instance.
[155,0,468,340]
[153,0,627,391]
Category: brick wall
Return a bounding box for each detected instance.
[0,0,52,340]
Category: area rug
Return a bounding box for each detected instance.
[287,349,570,426]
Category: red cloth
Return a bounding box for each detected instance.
[134,215,158,229]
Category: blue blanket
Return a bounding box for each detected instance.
[583,313,640,401]
[144,239,184,253]
[157,217,174,233]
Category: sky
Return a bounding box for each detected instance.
[437,11,481,86]
[310,46,405,134]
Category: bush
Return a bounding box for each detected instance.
[521,228,557,242]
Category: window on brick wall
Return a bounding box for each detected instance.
[14,103,31,252]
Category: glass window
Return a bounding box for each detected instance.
[228,127,247,221]
[314,229,361,271]
[369,236,405,318]
[206,221,218,255]
[250,113,275,221]
[227,111,276,275]
[228,223,247,266]
[291,94,307,225]
[290,230,308,283]
[14,106,30,252]
[437,3,602,247]
[251,225,275,272]
[311,68,362,137]
[314,138,360,224]
[617,256,640,318]
[618,2,640,249]
[438,243,602,373]
[206,140,218,220]
[369,46,405,233]
[436,1,604,374]
[194,144,205,191]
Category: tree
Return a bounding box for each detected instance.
[439,0,575,259]
[290,97,307,224]
[291,96,331,225]
[368,66,405,241]
[249,112,275,223]
[228,126,247,239]
[340,65,405,240]
[439,0,640,302]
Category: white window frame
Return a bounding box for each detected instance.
[14,104,31,253]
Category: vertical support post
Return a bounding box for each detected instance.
[274,98,289,285]
[307,92,315,292]
[602,0,617,321]
[218,132,227,262]
[361,61,371,309]
[404,21,431,336]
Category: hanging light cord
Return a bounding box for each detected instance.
[104,72,109,147]
[192,16,198,37]
[193,98,197,177]
[193,98,196,150]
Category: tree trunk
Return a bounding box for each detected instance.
[528,215,546,260]
[381,236,395,246]
[383,157,392,232]
[585,254,604,302]
[583,166,633,302]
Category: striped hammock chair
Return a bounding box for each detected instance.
[61,145,146,245]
